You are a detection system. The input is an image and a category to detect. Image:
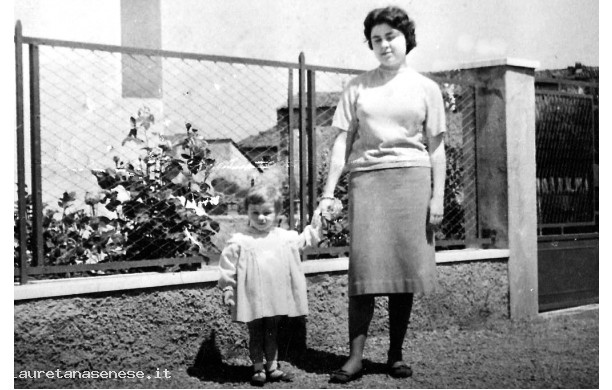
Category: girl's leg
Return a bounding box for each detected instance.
[262,316,280,371]
[247,319,265,372]
[340,295,375,374]
[262,316,293,382]
[388,293,414,363]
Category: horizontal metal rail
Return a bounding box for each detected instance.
[538,221,597,229]
[535,90,594,99]
[13,254,221,276]
[22,36,299,68]
[20,36,479,87]
[303,246,350,258]
[536,77,599,88]
[21,35,369,76]
[537,232,599,242]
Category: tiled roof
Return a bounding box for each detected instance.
[536,63,598,82]
[238,126,281,149]
[278,91,342,109]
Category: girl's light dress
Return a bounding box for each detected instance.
[218,226,319,323]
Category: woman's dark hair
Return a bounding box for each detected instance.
[244,184,282,214]
[363,6,417,54]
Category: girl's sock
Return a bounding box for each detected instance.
[253,362,265,372]
[265,360,278,372]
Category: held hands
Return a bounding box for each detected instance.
[316,197,343,221]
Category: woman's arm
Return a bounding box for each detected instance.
[319,131,347,210]
[428,133,446,226]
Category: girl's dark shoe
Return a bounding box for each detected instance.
[266,368,294,382]
[250,370,266,387]
[329,368,364,384]
[387,361,412,378]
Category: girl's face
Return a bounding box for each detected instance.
[247,200,278,233]
[370,23,407,69]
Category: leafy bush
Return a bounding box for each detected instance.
[14,107,220,275]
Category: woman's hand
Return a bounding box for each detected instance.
[428,196,444,226]
[317,197,344,222]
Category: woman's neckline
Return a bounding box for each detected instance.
[377,64,412,75]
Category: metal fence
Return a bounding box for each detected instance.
[535,86,597,236]
[14,25,483,283]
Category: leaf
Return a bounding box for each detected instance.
[191,170,209,184]
[91,169,118,190]
[171,171,189,185]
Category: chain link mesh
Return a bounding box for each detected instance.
[15,41,482,275]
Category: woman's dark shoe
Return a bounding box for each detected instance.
[387,361,412,378]
[329,368,364,384]
[250,370,266,387]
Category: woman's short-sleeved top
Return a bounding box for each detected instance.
[332,66,446,172]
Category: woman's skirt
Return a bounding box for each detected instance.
[348,167,437,296]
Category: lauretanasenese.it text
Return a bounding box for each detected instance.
[14,368,171,380]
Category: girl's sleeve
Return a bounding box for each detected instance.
[218,242,240,291]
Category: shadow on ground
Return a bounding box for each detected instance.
[186,326,388,385]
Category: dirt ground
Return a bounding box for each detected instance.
[15,305,598,389]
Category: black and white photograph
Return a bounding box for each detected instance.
[11,0,600,388]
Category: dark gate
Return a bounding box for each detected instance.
[535,86,598,312]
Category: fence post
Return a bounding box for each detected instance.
[29,42,44,268]
[298,53,307,231]
[15,21,29,284]
[287,68,296,230]
[455,58,540,318]
[307,70,317,219]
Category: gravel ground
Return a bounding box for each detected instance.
[16,305,598,389]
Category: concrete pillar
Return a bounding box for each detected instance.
[120,0,162,98]
[454,58,540,318]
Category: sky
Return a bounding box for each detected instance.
[11,0,599,72]
[159,0,599,72]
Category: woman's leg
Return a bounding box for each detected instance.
[341,295,375,373]
[388,293,414,363]
[247,319,265,372]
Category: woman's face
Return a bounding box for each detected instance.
[370,23,407,69]
[247,200,278,232]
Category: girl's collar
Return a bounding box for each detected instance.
[246,225,276,236]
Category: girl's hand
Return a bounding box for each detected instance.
[223,289,235,307]
[428,196,444,226]
[310,209,323,231]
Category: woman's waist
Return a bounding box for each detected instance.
[346,153,431,172]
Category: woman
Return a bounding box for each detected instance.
[318,6,446,383]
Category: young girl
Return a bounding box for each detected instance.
[218,184,321,386]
